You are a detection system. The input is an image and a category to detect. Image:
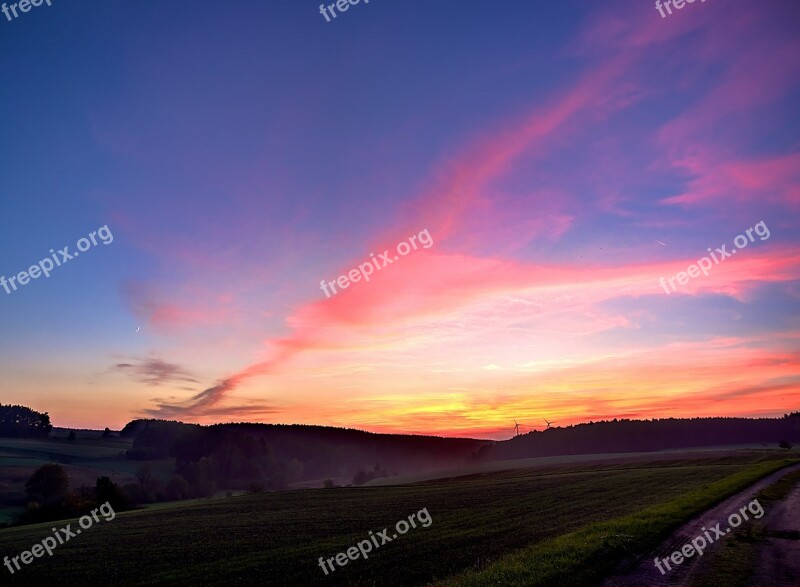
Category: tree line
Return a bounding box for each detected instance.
[8,463,128,528]
[122,420,487,497]
[0,404,52,437]
[480,413,800,461]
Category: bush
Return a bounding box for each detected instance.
[63,487,97,515]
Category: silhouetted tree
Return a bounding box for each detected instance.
[25,464,69,504]
[135,464,153,489]
[96,476,127,510]
[0,405,52,438]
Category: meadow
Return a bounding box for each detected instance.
[0,450,795,585]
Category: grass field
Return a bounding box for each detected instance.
[436,458,798,586]
[0,435,173,525]
[364,445,778,487]
[0,436,135,476]
[0,451,795,586]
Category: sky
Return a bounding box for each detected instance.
[0,0,798,440]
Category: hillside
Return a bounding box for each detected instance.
[123,419,491,490]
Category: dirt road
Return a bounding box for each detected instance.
[600,462,800,587]
[748,476,800,586]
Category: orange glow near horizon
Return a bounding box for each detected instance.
[3,0,799,442]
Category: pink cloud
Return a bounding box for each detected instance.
[139,0,800,427]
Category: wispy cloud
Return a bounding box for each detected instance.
[114,358,199,386]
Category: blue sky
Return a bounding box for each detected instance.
[1,0,798,438]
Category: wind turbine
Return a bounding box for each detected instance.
[543,418,556,430]
[513,419,520,436]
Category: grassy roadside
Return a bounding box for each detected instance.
[434,458,799,587]
[687,466,800,587]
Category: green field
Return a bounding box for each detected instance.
[0,451,795,586]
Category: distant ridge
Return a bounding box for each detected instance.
[478,414,800,462]
[120,419,492,488]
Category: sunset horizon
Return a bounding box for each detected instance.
[2,0,798,442]
[2,2,799,585]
